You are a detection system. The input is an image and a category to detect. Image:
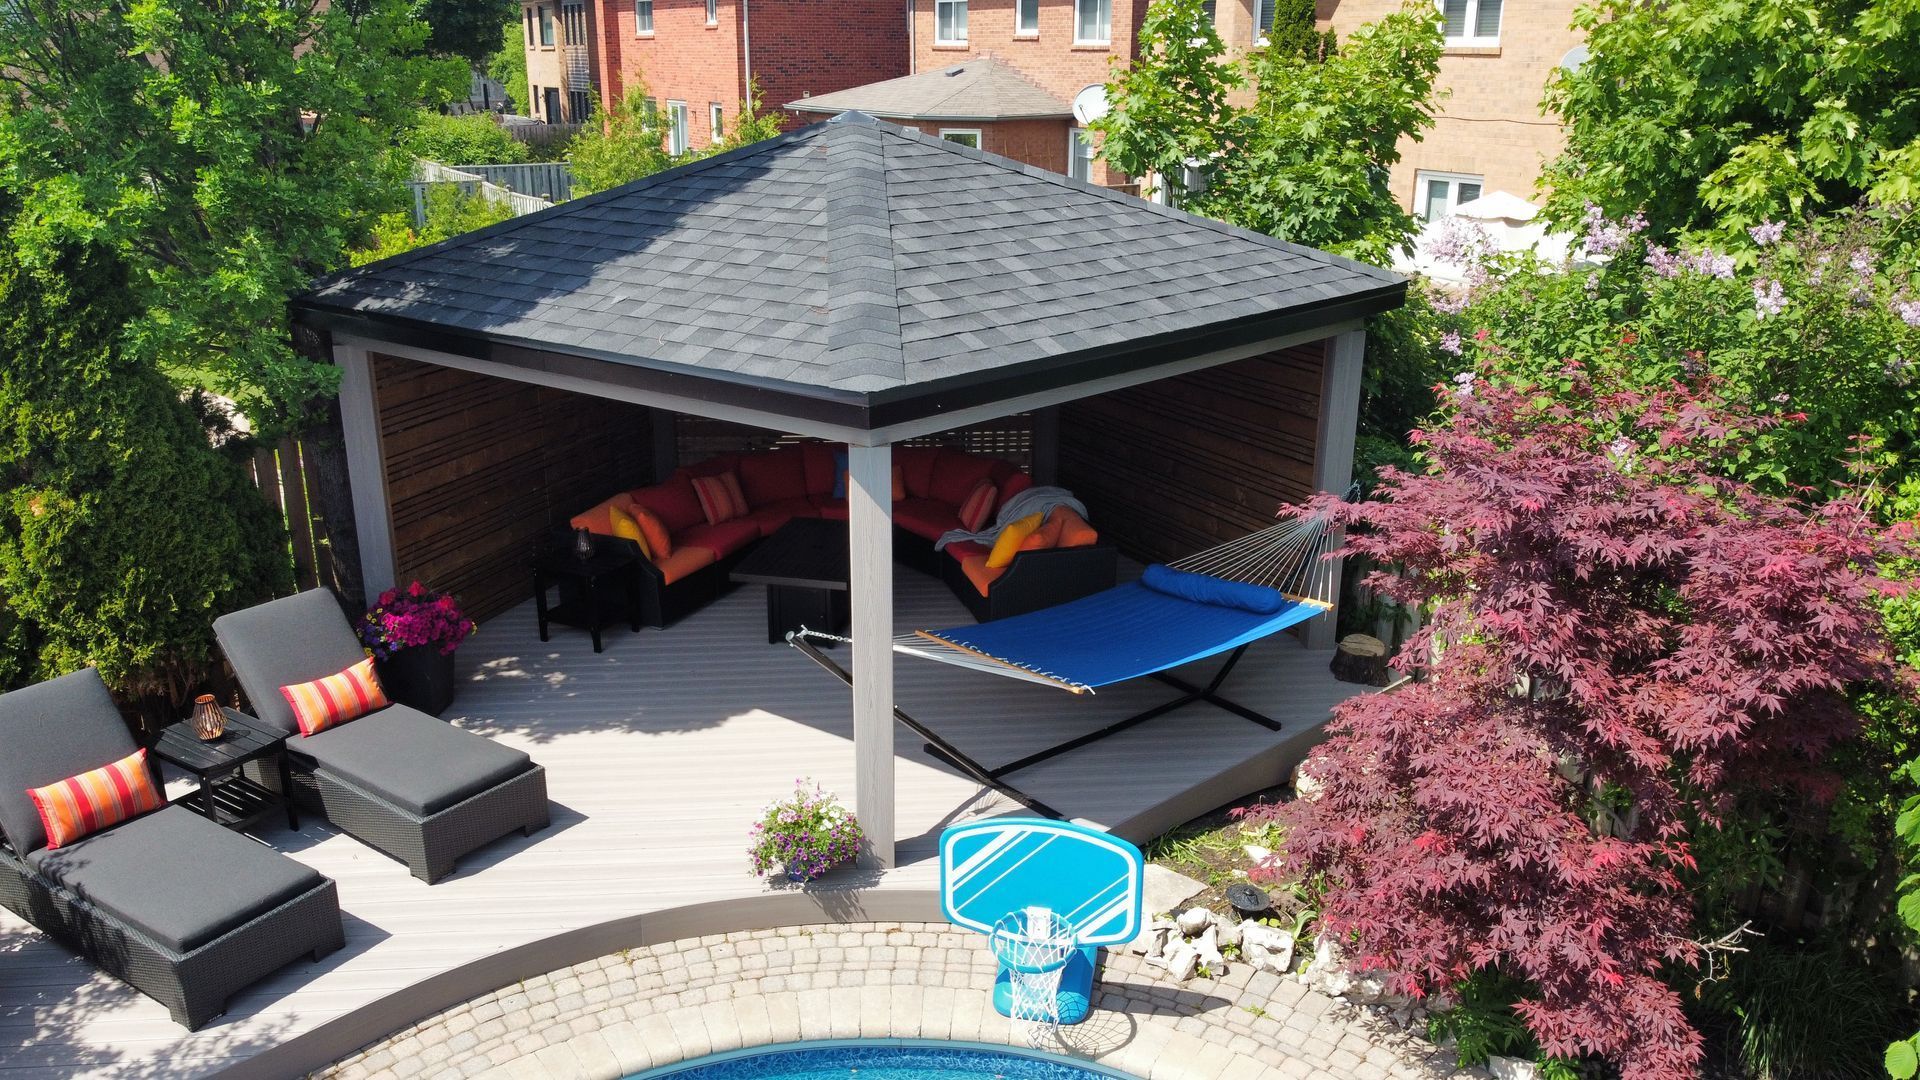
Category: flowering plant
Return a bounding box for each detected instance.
[355,581,475,659]
[747,780,864,880]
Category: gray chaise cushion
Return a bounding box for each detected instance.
[213,588,367,736]
[295,705,532,817]
[0,669,139,855]
[27,805,325,953]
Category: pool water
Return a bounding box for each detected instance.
[627,1039,1138,1080]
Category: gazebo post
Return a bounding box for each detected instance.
[846,442,896,869]
[1307,327,1367,650]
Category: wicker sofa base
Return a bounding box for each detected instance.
[0,844,343,1029]
[290,761,550,884]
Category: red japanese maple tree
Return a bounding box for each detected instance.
[1253,366,1914,1078]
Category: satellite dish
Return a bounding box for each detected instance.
[1072,84,1109,126]
[1559,45,1589,73]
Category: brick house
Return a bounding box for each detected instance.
[521,0,597,123]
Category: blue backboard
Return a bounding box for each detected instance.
[939,818,1145,947]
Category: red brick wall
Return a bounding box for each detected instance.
[755,0,909,128]
[894,117,1071,173]
[600,0,747,145]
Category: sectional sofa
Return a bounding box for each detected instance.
[568,443,1116,627]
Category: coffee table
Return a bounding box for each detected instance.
[729,517,851,644]
[151,708,298,833]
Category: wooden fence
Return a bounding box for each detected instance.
[506,122,583,155]
[246,436,331,594]
[450,162,575,202]
[409,161,553,228]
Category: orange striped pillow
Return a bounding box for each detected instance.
[957,479,997,532]
[28,748,164,850]
[280,657,389,737]
[690,471,748,524]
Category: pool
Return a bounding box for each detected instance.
[626,1039,1140,1080]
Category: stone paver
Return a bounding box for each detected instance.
[317,922,1477,1080]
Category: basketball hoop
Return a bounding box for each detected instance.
[989,907,1077,1043]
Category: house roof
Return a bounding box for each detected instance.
[785,59,1073,122]
[295,113,1405,433]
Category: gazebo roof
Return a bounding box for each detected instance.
[295,113,1404,433]
[786,59,1072,121]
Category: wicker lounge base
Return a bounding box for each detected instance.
[289,759,550,884]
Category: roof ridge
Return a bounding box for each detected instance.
[819,122,906,387]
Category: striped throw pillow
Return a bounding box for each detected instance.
[28,748,164,850]
[280,657,389,737]
[690,471,748,525]
[957,480,997,532]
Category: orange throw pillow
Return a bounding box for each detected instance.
[631,505,673,560]
[690,472,749,525]
[28,748,164,850]
[1020,514,1066,552]
[1052,507,1100,548]
[957,480,997,532]
[986,512,1044,568]
[280,657,389,737]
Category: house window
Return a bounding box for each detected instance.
[711,102,726,143]
[569,89,592,121]
[1200,0,1217,25]
[524,7,534,44]
[1416,170,1483,222]
[1068,128,1096,183]
[1074,0,1110,43]
[935,0,967,43]
[1255,0,1273,39]
[635,0,653,34]
[537,4,555,45]
[666,100,690,154]
[1439,0,1501,44]
[1016,0,1038,34]
[706,0,718,24]
[940,129,982,149]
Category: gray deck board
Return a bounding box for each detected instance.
[0,566,1366,1077]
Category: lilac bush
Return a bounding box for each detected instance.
[355,581,475,659]
[747,779,864,880]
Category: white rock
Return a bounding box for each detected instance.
[1488,1056,1538,1080]
[1217,919,1244,952]
[1176,907,1213,936]
[1292,755,1329,802]
[1348,974,1388,1004]
[1162,943,1200,981]
[1133,924,1172,958]
[1243,843,1273,864]
[1240,921,1295,975]
[1319,967,1353,997]
[1193,925,1224,967]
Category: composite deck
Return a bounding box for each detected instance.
[0,566,1367,1079]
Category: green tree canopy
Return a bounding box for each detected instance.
[403,111,530,166]
[0,0,465,426]
[1542,0,1920,240]
[569,81,787,196]
[421,0,520,66]
[487,19,532,114]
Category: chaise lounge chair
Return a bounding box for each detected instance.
[215,589,550,884]
[0,669,344,1029]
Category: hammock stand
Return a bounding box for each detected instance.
[788,512,1340,820]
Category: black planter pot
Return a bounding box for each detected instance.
[376,646,457,717]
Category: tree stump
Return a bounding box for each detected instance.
[1330,634,1389,686]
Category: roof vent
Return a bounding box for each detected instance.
[946,66,965,77]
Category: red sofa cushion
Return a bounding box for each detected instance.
[895,446,941,499]
[655,546,716,585]
[929,449,1000,507]
[677,520,760,559]
[999,471,1034,502]
[894,498,962,542]
[800,443,839,497]
[746,497,820,536]
[811,494,849,521]
[737,447,807,508]
[630,475,705,534]
[944,539,991,562]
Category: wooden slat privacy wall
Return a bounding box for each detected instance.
[1058,343,1325,565]
[371,354,653,621]
[674,414,1036,471]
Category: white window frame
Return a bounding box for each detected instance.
[1068,127,1096,183]
[706,0,718,24]
[1253,0,1273,42]
[1438,0,1501,46]
[666,100,690,155]
[1073,0,1110,44]
[537,4,555,46]
[939,128,982,149]
[935,0,967,44]
[635,0,653,35]
[710,102,726,144]
[1415,170,1484,222]
[1015,0,1039,36]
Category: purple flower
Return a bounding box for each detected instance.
[1747,220,1784,247]
[1428,217,1494,270]
[1850,248,1875,277]
[1893,298,1920,328]
[1581,204,1647,257]
[1690,250,1735,279]
[1452,371,1476,399]
[1645,244,1682,279]
[1430,290,1468,315]
[1439,331,1463,356]
[1753,278,1787,320]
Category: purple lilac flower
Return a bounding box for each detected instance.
[1452,371,1476,398]
[1581,204,1647,257]
[1747,220,1784,247]
[1850,248,1875,277]
[1690,250,1735,279]
[1439,330,1463,355]
[1893,298,1920,328]
[1430,290,1468,315]
[1428,217,1494,270]
[1753,278,1787,320]
[1645,244,1682,279]
[1606,437,1638,471]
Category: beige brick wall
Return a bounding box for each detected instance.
[522,2,569,121]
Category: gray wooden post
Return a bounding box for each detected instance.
[334,343,398,600]
[1308,328,1366,650]
[846,442,896,868]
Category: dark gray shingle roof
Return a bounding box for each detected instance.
[299,114,1403,410]
[786,59,1072,121]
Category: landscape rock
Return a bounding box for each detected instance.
[1240,921,1295,975]
[1216,919,1243,952]
[1291,756,1328,803]
[1243,843,1273,864]
[1193,925,1224,968]
[1176,907,1213,936]
[1488,1055,1538,1080]
[1143,864,1208,919]
[1161,943,1200,982]
[1347,974,1389,1004]
[1133,922,1175,958]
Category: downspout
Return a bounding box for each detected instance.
[741,0,751,103]
[906,0,915,73]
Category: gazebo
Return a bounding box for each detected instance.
[292,112,1405,867]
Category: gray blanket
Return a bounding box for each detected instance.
[934,485,1088,552]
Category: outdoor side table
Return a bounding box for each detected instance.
[532,544,643,653]
[151,708,298,833]
[729,518,851,644]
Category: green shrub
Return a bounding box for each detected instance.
[0,230,292,700]
[403,111,528,166]
[1426,971,1578,1078]
[353,184,517,265]
[1703,937,1904,1079]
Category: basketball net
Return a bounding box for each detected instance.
[990,907,1076,1045]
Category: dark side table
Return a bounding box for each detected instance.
[533,543,643,653]
[151,708,298,833]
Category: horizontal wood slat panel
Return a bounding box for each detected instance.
[371,353,653,621]
[674,415,1035,471]
[1058,344,1325,565]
